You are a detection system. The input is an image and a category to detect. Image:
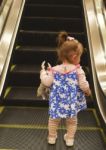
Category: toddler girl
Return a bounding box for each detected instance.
[40,31,91,146]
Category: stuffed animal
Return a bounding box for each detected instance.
[37,82,49,100]
[37,61,53,100]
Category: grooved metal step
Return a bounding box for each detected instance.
[0,128,105,150]
[18,30,86,46]
[26,0,82,6]
[21,17,84,32]
[24,4,82,18]
[0,107,99,127]
[13,46,57,65]
[0,107,105,150]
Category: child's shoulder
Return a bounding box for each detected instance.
[52,65,60,70]
[76,65,85,74]
[52,64,80,74]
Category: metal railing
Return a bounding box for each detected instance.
[0,0,25,96]
[0,0,7,13]
[0,0,13,36]
[93,0,106,95]
[83,0,106,124]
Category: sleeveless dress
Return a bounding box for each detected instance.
[49,69,87,119]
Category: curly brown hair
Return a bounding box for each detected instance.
[57,31,84,63]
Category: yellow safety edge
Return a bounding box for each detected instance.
[0,107,5,114]
[10,65,16,72]
[3,87,12,99]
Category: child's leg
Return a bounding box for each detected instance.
[66,117,77,139]
[64,117,77,146]
[48,117,60,144]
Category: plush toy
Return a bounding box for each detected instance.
[37,83,49,100]
[37,61,53,100]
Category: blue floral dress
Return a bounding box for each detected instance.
[49,70,87,119]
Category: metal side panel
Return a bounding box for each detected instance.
[83,0,106,126]
[0,0,25,96]
[0,0,7,13]
[0,0,13,35]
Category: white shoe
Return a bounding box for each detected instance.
[48,136,57,144]
[64,134,74,146]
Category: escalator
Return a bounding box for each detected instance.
[2,0,92,106]
[0,0,105,149]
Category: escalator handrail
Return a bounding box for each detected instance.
[83,0,106,124]
[0,0,13,36]
[102,0,106,26]
[0,0,7,14]
[94,0,106,74]
[0,0,25,96]
[93,0,106,96]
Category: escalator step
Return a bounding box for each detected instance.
[0,107,99,127]
[8,74,39,86]
[3,87,48,106]
[8,65,90,87]
[10,64,40,74]
[8,65,40,86]
[24,4,82,18]
[26,0,82,6]
[0,128,105,150]
[17,31,86,47]
[4,87,41,100]
[13,46,57,65]
[21,17,84,32]
[13,45,89,66]
[3,86,93,107]
[0,107,105,149]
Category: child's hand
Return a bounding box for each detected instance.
[85,89,91,96]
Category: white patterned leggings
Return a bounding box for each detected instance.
[48,117,77,139]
